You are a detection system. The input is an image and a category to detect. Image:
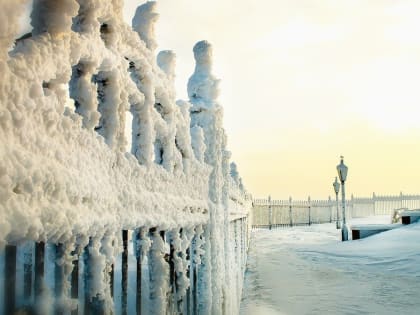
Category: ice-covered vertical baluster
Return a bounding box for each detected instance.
[23,242,33,304]
[94,69,128,152]
[134,228,151,315]
[190,126,206,163]
[55,243,65,314]
[156,50,177,172]
[189,40,224,314]
[169,228,193,313]
[130,2,160,166]
[3,244,17,315]
[132,1,158,52]
[190,225,206,314]
[148,229,169,315]
[69,62,101,130]
[129,79,152,165]
[83,235,114,315]
[175,100,194,173]
[221,131,234,314]
[179,227,194,314]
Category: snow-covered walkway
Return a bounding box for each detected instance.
[240,216,420,315]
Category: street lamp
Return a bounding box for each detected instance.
[336,156,349,241]
[333,177,341,229]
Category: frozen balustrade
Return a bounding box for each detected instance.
[0,1,251,314]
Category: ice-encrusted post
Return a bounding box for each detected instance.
[23,244,33,301]
[130,1,161,166]
[132,1,159,52]
[4,245,17,315]
[55,243,65,314]
[268,195,272,229]
[34,242,45,299]
[69,62,101,130]
[289,196,293,226]
[308,196,312,225]
[222,139,232,314]
[134,227,151,315]
[190,226,205,315]
[95,70,128,152]
[83,237,108,315]
[189,40,226,314]
[122,230,129,315]
[328,196,333,223]
[148,228,169,315]
[70,251,79,315]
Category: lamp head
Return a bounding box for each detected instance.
[336,156,348,183]
[333,176,340,194]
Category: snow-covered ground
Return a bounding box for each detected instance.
[240,216,420,315]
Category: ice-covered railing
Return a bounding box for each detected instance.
[0,1,250,314]
[252,192,420,228]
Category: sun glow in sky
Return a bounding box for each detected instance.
[122,0,420,199]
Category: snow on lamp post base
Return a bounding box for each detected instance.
[336,156,349,242]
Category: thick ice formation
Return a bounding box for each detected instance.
[0,0,250,314]
[132,1,159,52]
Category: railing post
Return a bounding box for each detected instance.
[109,262,114,299]
[268,195,272,230]
[190,233,197,315]
[240,218,244,271]
[122,230,129,315]
[84,238,105,315]
[135,228,144,315]
[35,241,45,299]
[23,244,33,302]
[4,244,17,315]
[70,250,79,315]
[289,197,293,227]
[186,245,191,315]
[55,243,65,315]
[328,196,332,223]
[169,232,176,313]
[308,196,311,225]
[400,191,403,208]
[193,260,198,315]
[373,192,376,215]
[148,228,169,315]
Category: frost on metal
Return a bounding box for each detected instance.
[0,0,250,314]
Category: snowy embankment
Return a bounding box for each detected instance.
[241,216,420,315]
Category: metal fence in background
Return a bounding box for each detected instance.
[252,193,420,229]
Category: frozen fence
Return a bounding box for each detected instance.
[0,1,251,314]
[252,193,420,228]
[0,217,250,315]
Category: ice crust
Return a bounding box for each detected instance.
[0,1,250,313]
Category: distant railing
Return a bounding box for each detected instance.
[252,193,420,229]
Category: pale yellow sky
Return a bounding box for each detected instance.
[124,0,420,199]
[16,1,420,199]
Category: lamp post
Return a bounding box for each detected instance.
[333,177,341,229]
[268,195,272,230]
[336,156,348,241]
